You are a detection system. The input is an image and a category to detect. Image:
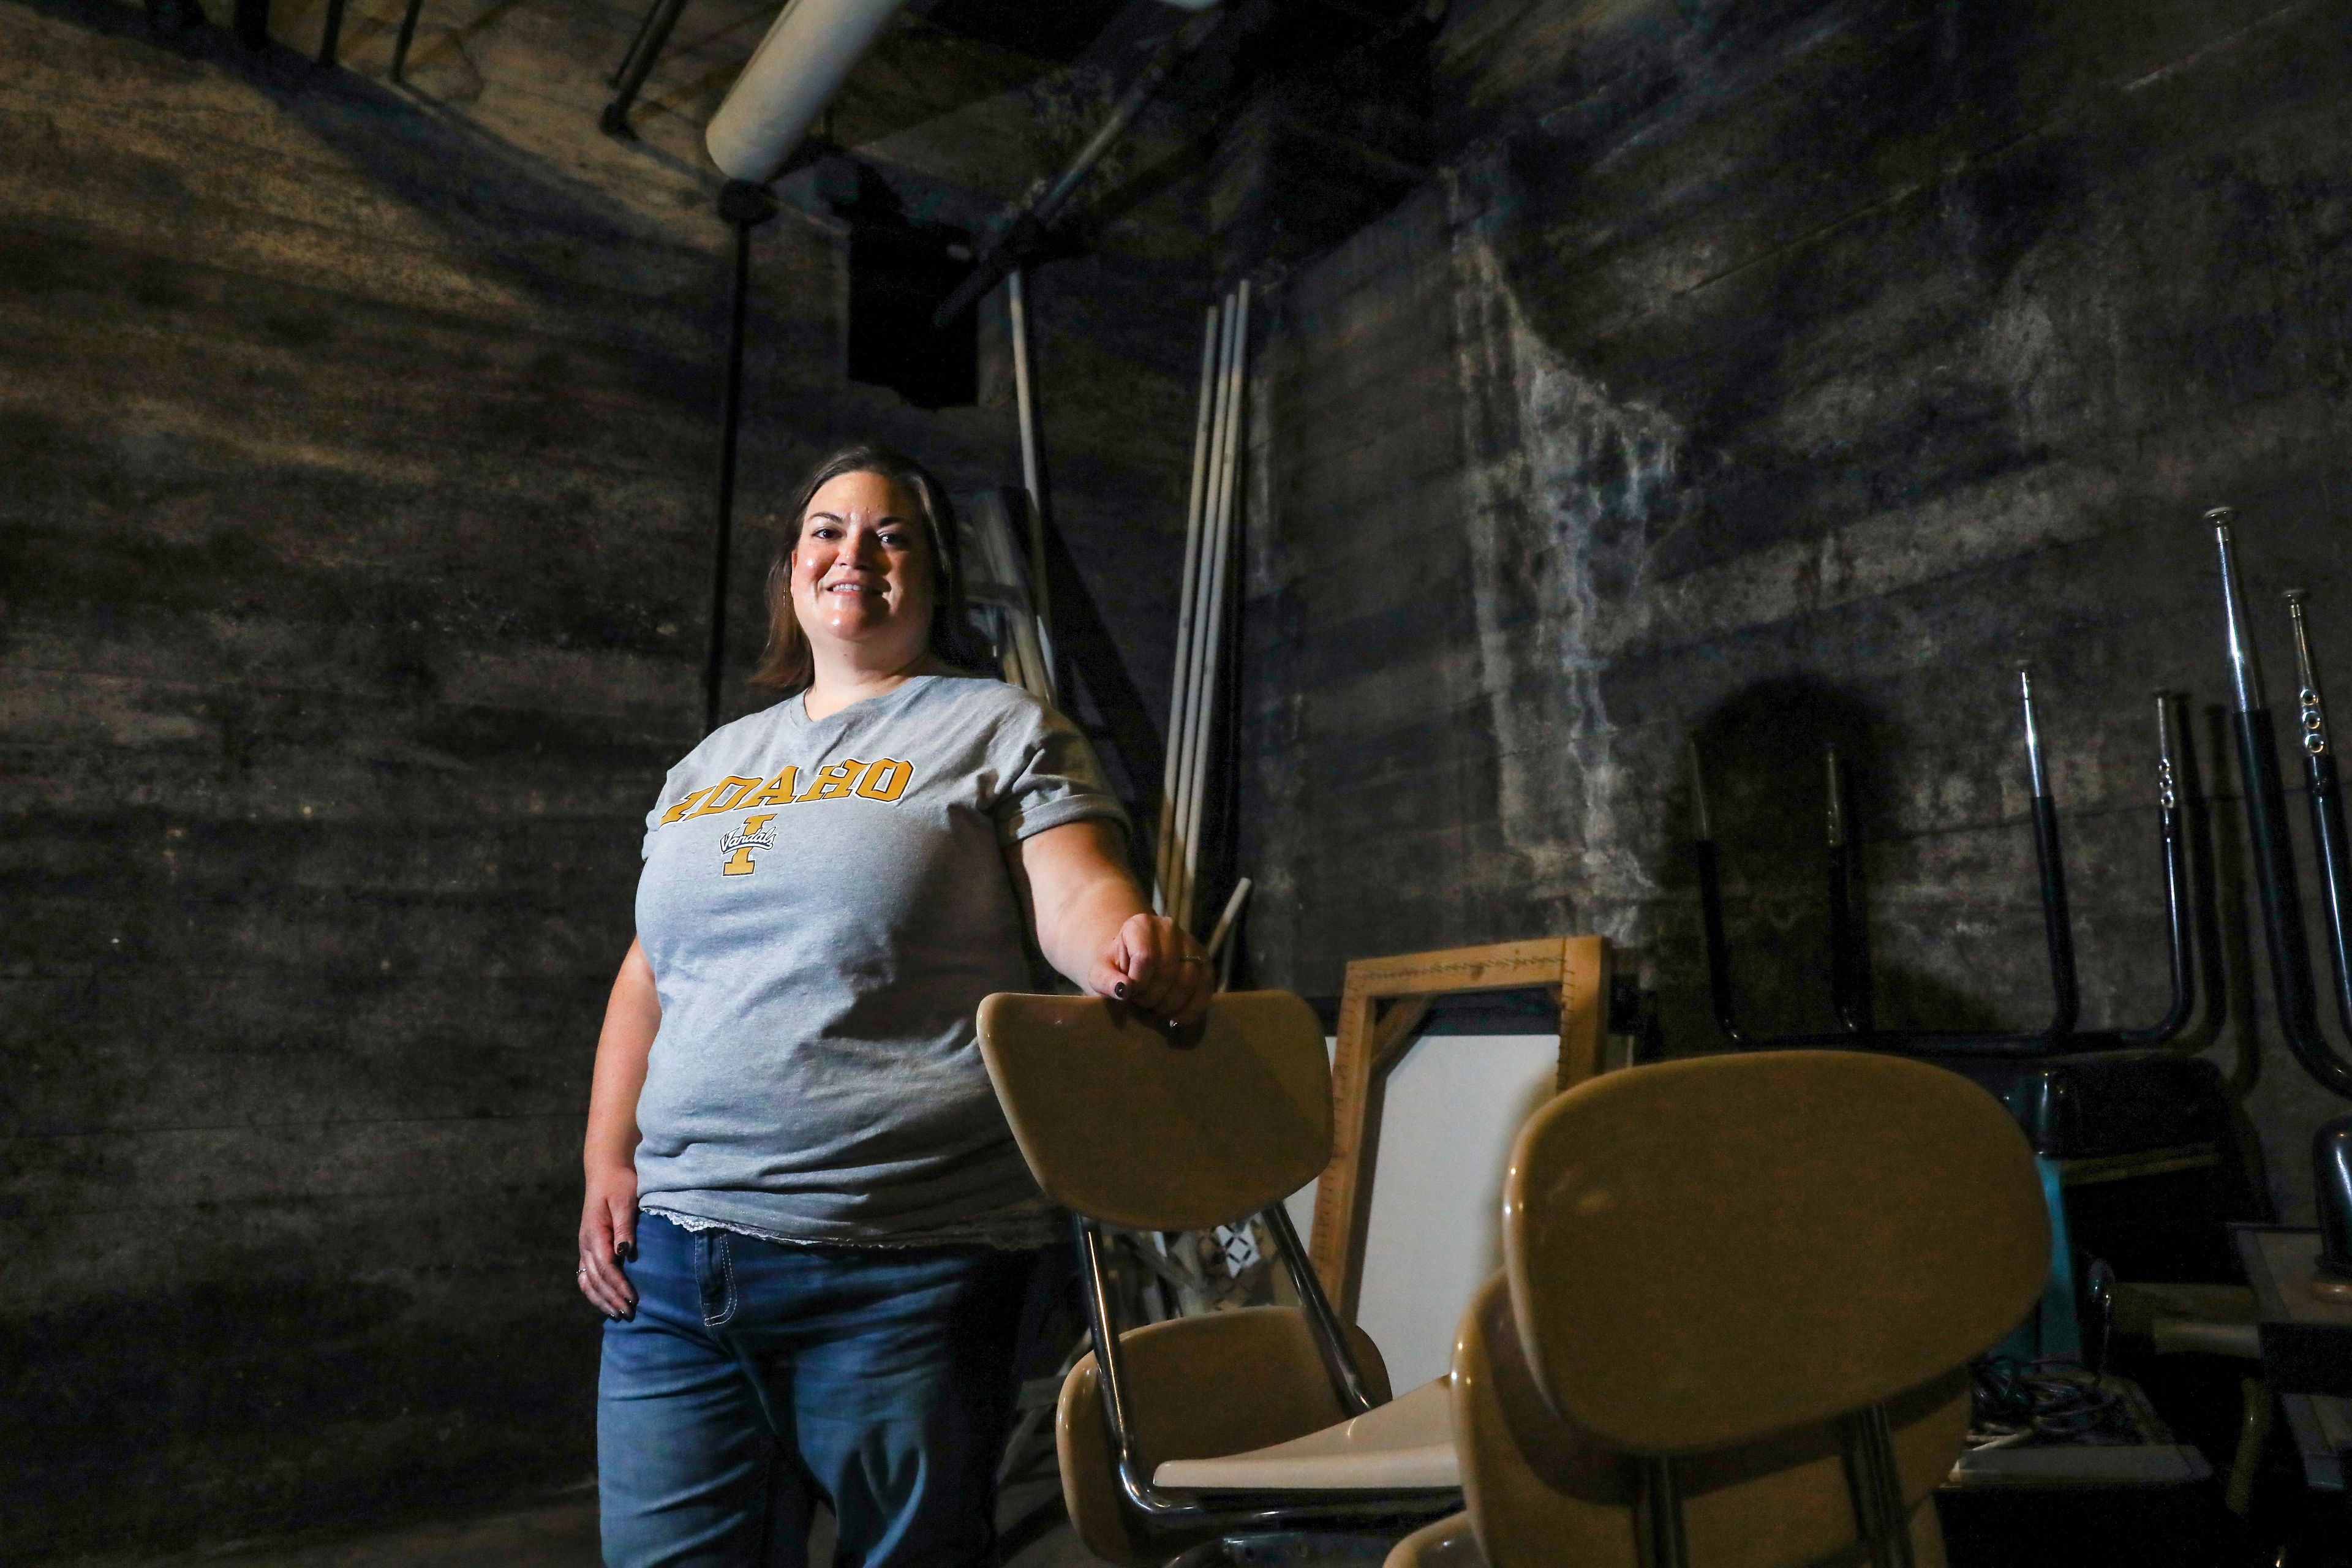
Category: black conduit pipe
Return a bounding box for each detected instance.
[1687,742,1751,1049]
[603,0,692,138]
[315,0,347,66]
[1824,745,1875,1034]
[704,181,776,736]
[390,0,426,82]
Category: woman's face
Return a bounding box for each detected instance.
[789,470,937,665]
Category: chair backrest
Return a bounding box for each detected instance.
[1503,1049,2048,1455]
[1449,1273,1970,1568]
[976,989,1332,1232]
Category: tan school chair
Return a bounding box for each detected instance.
[1387,1049,2050,1568]
[976,990,1464,1567]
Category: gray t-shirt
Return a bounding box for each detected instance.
[631,673,1126,1245]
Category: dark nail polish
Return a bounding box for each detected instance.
[1114,982,1128,999]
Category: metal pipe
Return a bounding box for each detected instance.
[1163,299,1237,917]
[315,0,347,65]
[705,0,911,176]
[2021,665,2051,799]
[2021,666,2081,1038]
[1261,1202,1378,1415]
[2286,589,2352,1044]
[1693,668,2136,1057]
[1175,281,1249,930]
[1165,300,1238,926]
[2218,510,2269,714]
[2118,692,2195,1047]
[1077,1216,1443,1534]
[931,9,1224,330]
[1007,269,1054,695]
[1636,1458,1689,1568]
[1205,876,1251,965]
[1823,745,1872,1033]
[609,0,668,88]
[2318,1118,2352,1280]
[971,492,1049,700]
[2213,519,2352,1283]
[389,0,426,81]
[2176,696,2237,1065]
[1074,1218,1142,1473]
[2211,510,2352,1098]
[603,0,692,137]
[704,184,774,734]
[1689,741,1752,1049]
[1153,306,1222,914]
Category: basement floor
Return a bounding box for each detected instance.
[146,1470,1115,1568]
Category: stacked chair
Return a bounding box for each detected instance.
[976,990,1463,1566]
[1389,1050,2050,1567]
[978,995,2053,1568]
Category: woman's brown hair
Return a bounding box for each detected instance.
[749,443,992,693]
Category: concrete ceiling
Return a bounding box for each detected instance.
[195,0,1433,269]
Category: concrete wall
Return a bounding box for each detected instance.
[1238,0,2352,1215]
[0,1,1197,1555]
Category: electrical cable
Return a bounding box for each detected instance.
[1967,1359,2143,1450]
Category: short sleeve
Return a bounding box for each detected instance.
[993,700,1130,845]
[642,759,693,861]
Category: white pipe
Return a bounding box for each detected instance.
[1161,298,1235,913]
[1177,281,1249,929]
[1168,294,1240,924]
[1155,304,1223,914]
[1000,524,1051,703]
[705,0,910,184]
[1205,876,1252,962]
[971,491,1049,702]
[1211,875,1252,992]
[1008,268,1055,694]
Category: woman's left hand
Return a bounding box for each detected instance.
[1089,911,1213,1027]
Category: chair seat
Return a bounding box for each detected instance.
[1153,1376,1458,1491]
[1382,1511,1482,1567]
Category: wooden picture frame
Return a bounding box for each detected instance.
[1306,935,1613,1319]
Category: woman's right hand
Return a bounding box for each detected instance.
[579,1162,639,1319]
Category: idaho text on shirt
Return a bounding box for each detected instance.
[655,760,915,875]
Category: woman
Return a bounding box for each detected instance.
[578,444,1209,1568]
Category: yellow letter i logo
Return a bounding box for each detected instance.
[722,814,778,876]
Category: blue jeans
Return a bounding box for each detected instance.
[598,1212,1039,1568]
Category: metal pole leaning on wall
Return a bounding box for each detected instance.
[1007,268,1055,693]
[315,0,348,65]
[1153,304,1224,914]
[704,181,777,736]
[603,0,692,137]
[1175,281,1250,930]
[389,0,427,81]
[1163,295,1237,924]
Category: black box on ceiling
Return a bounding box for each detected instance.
[846,224,978,411]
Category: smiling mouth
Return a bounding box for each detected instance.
[824,582,882,597]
